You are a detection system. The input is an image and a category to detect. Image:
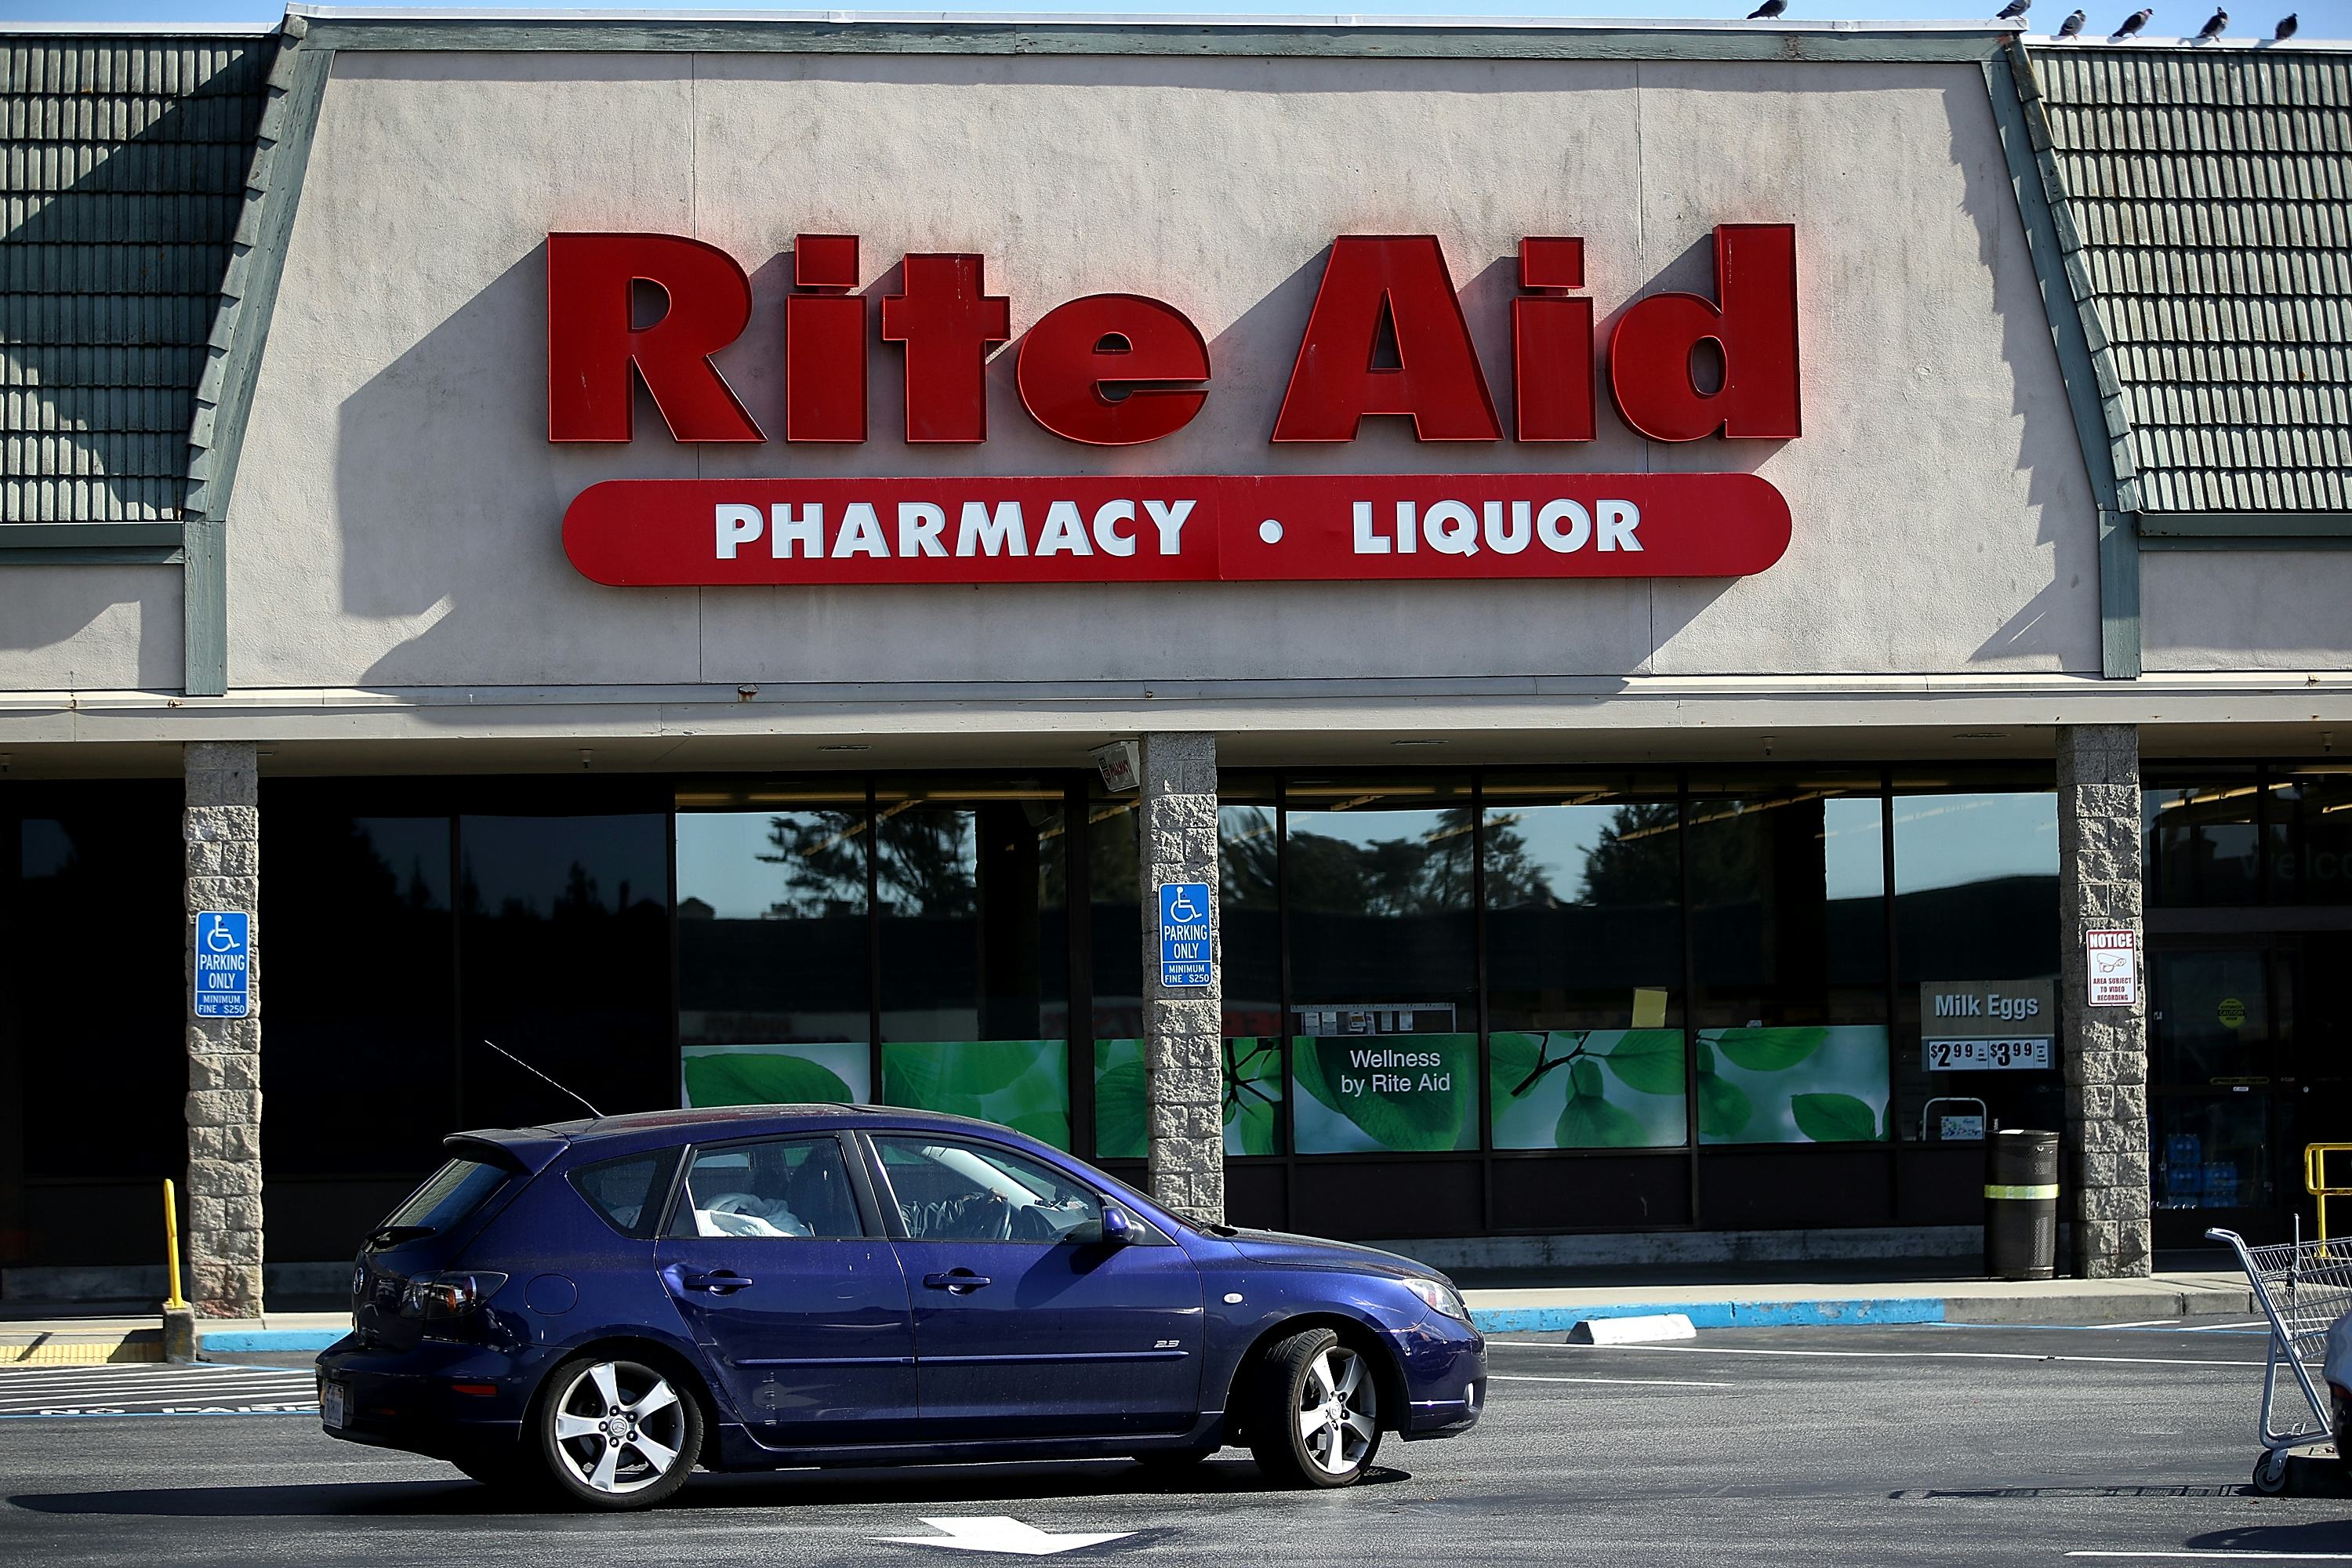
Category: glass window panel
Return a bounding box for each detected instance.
[13,792,185,1181]
[1482,774,1686,1151]
[2155,1098,2274,1212]
[2142,771,2263,908]
[2274,767,2352,906]
[875,1135,1101,1242]
[263,811,456,1178]
[459,812,671,1129]
[1284,779,1476,1153]
[1683,772,1889,1145]
[872,781,1072,1149]
[1892,784,2061,1145]
[677,796,872,1109]
[673,1138,863,1240]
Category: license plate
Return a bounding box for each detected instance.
[321,1381,347,1428]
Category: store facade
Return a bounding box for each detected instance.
[2,12,2347,1308]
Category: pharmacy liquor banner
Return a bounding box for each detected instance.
[562,473,1791,587]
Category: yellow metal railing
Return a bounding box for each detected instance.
[162,1178,187,1311]
[2305,1144,2352,1247]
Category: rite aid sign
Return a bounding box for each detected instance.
[551,227,1801,588]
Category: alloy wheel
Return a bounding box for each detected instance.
[1294,1345,1377,1477]
[549,1360,688,1497]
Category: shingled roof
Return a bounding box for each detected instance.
[0,34,274,524]
[2026,43,2352,516]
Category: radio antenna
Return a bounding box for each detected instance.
[480,1038,604,1120]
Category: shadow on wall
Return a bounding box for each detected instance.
[1947,76,2098,667]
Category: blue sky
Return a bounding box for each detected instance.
[6,0,2346,36]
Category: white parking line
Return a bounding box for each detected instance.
[2181,1320,2272,1332]
[1487,1340,2262,1370]
[1491,1374,1735,1389]
[2065,1552,2352,1561]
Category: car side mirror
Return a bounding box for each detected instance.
[1099,1203,1136,1246]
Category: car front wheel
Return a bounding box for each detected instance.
[535,1355,702,1511]
[1247,1327,1381,1489]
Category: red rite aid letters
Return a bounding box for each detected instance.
[549,228,1801,586]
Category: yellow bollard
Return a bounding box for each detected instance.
[162,1178,187,1310]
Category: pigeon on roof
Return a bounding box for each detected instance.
[1997,0,2031,17]
[2058,8,2088,32]
[2195,7,2228,37]
[1748,0,1788,17]
[2274,12,2297,37]
[2111,7,2153,35]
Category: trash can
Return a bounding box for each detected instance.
[1985,1129,2060,1280]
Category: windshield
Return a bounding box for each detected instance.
[380,1158,510,1236]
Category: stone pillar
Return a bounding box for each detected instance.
[1138,731,1225,1225]
[184,741,263,1317]
[2057,724,2151,1279]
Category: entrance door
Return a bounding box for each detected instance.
[2150,944,2281,1243]
[654,1133,920,1447]
[866,1133,1203,1439]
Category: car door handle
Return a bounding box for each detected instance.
[682,1269,754,1294]
[924,1270,992,1294]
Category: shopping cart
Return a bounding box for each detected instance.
[2206,1226,2352,1494]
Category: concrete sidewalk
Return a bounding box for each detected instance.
[1461,1271,2257,1332]
[0,1274,2263,1362]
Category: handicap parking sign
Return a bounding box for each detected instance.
[1158,882,1212,989]
[194,910,250,1018]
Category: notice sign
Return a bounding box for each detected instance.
[2085,930,2140,1007]
[1158,883,1212,989]
[563,474,1791,587]
[194,910,250,1019]
[1920,978,2054,1072]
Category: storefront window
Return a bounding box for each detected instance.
[874,781,1071,1148]
[1283,779,1478,1153]
[459,811,672,1127]
[264,811,456,1177]
[1483,773,1685,1151]
[2272,766,2352,906]
[7,788,184,1184]
[1687,772,1890,1145]
[676,789,873,1109]
[2143,768,2265,907]
[1892,775,2061,1144]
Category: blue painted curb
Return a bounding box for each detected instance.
[197,1330,345,1352]
[1468,1298,1946,1333]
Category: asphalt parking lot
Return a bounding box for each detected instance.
[3,1323,2347,1566]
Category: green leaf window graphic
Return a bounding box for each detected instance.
[1714,1026,1827,1073]
[1693,1037,1754,1140]
[1224,1038,1283,1156]
[681,1051,855,1109]
[1092,1045,1149,1161]
[1555,1056,1649,1149]
[882,1040,1071,1149]
[1790,1092,1879,1143]
[1600,1030,1686,1095]
[1091,1038,1283,1160]
[1293,1035,1474,1153]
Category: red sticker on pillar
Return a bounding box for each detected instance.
[561,474,1790,586]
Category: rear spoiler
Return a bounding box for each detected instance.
[443,1128,572,1178]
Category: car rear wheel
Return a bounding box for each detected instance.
[535,1355,702,1511]
[1246,1327,1381,1489]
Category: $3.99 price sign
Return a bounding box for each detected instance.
[1924,1036,2052,1071]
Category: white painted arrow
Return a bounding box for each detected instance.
[873,1516,1136,1556]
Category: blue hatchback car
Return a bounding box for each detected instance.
[316,1104,1486,1508]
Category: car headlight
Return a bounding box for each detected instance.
[401,1272,508,1320]
[1403,1276,1472,1323]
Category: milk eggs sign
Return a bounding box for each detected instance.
[551,227,1802,588]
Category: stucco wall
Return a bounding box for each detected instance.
[0,565,182,692]
[2143,551,2352,673]
[226,49,2103,693]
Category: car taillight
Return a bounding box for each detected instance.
[400,1272,509,1320]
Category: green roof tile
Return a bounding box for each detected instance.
[0,34,270,524]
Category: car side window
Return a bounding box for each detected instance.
[873,1137,1102,1243]
[570,1148,682,1240]
[669,1137,864,1240]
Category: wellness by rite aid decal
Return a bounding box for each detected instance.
[554,229,1799,586]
